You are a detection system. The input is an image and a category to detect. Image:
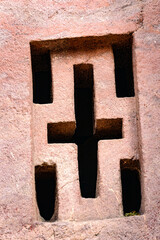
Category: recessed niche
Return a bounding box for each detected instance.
[96,118,123,139]
[120,159,141,215]
[112,37,135,98]
[30,49,53,104]
[31,34,136,214]
[35,164,57,221]
[48,122,76,143]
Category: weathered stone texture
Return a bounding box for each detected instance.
[0,0,160,239]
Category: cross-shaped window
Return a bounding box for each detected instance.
[31,34,141,221]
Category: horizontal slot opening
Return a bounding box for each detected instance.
[96,118,123,139]
[35,164,57,221]
[112,37,135,98]
[120,159,141,215]
[31,49,53,104]
[48,122,76,143]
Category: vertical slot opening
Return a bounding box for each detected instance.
[31,48,53,104]
[35,164,57,221]
[74,64,97,198]
[112,37,135,97]
[120,159,141,215]
[77,139,97,198]
[74,64,94,137]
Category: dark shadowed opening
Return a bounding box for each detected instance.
[120,159,141,215]
[74,64,97,198]
[77,138,98,198]
[112,37,135,97]
[35,164,56,221]
[74,64,94,138]
[96,118,122,139]
[47,122,76,143]
[31,49,53,104]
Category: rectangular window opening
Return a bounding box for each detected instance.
[35,164,57,221]
[120,159,141,216]
[30,48,53,104]
[112,37,135,97]
[74,64,97,198]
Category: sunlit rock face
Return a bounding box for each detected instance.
[0,0,159,239]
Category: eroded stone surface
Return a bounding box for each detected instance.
[0,0,160,239]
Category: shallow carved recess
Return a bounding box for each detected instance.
[30,34,133,55]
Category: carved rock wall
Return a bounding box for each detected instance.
[0,0,159,239]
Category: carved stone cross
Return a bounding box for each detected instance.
[48,64,122,198]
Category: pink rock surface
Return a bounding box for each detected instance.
[0,0,160,239]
